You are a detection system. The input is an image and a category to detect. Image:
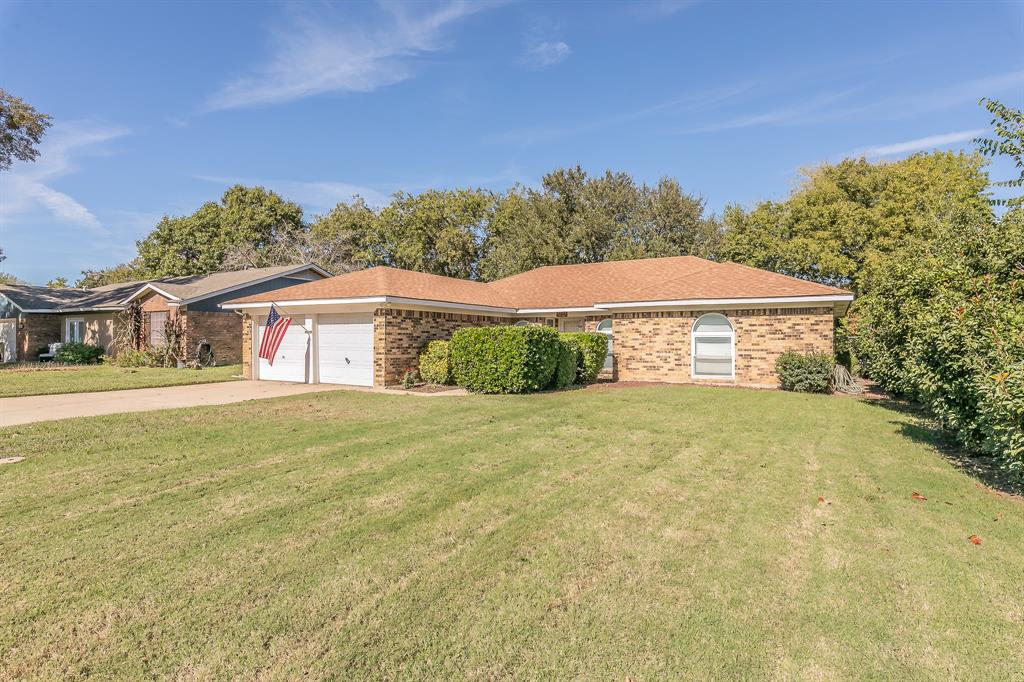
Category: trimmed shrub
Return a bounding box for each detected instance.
[560,332,608,384]
[450,325,560,394]
[775,351,834,393]
[418,339,452,385]
[549,338,577,390]
[54,342,105,365]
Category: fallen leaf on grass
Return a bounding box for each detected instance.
[968,535,982,545]
[911,492,927,501]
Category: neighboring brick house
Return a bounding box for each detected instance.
[224,256,852,389]
[0,264,329,364]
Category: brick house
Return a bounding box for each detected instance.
[0,264,329,364]
[223,256,852,389]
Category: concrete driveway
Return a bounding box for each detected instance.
[0,381,343,428]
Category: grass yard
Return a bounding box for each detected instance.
[1,385,1022,679]
[0,364,241,398]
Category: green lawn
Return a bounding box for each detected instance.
[0,364,242,398]
[1,386,1022,679]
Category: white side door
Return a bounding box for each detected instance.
[257,315,309,383]
[0,320,15,363]
[317,313,374,387]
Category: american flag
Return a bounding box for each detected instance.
[258,305,292,366]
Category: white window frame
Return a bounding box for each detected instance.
[597,318,613,370]
[65,317,85,343]
[690,313,735,380]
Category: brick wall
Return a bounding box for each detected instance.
[241,313,253,379]
[17,314,61,360]
[375,307,513,386]
[613,307,834,388]
[182,309,243,365]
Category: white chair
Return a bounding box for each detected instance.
[38,342,63,362]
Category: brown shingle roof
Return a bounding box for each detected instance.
[229,256,851,309]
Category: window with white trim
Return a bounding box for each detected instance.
[514,320,530,327]
[691,313,734,379]
[149,311,168,347]
[65,317,84,343]
[597,318,613,370]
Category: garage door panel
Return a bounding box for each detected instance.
[257,316,308,382]
[318,313,373,387]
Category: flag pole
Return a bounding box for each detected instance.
[267,301,312,334]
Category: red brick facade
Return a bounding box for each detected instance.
[183,310,243,365]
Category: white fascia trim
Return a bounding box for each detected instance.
[121,283,183,305]
[515,306,605,314]
[20,306,124,313]
[595,294,854,309]
[222,296,388,310]
[177,264,333,306]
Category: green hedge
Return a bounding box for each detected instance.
[775,351,834,393]
[549,338,577,390]
[450,325,560,394]
[54,342,105,365]
[418,339,452,385]
[560,332,608,384]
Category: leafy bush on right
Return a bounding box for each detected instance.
[775,351,834,393]
[450,325,560,394]
[560,332,608,384]
[418,339,452,385]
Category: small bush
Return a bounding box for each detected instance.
[54,342,105,365]
[775,351,834,393]
[418,339,452,385]
[450,325,560,394]
[549,338,577,390]
[113,347,163,368]
[402,369,420,389]
[560,332,608,384]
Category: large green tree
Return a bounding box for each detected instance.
[478,167,721,280]
[0,89,51,171]
[136,185,304,277]
[371,188,494,279]
[722,152,993,293]
[76,260,147,288]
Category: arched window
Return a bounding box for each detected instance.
[597,318,613,370]
[691,313,734,379]
[514,320,530,327]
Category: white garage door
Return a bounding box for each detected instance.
[257,315,309,383]
[318,313,374,387]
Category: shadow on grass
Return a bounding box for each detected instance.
[864,396,1023,498]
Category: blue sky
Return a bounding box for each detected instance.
[1,0,1023,285]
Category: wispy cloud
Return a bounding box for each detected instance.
[522,41,570,67]
[855,128,986,158]
[205,1,496,111]
[630,0,700,18]
[485,80,755,146]
[687,88,862,133]
[0,122,128,235]
[194,175,391,211]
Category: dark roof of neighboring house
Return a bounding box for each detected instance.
[0,264,328,313]
[125,264,329,303]
[227,256,852,310]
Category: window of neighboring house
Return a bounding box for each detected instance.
[597,318,613,370]
[65,318,84,344]
[149,311,168,347]
[513,320,530,327]
[691,313,735,379]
